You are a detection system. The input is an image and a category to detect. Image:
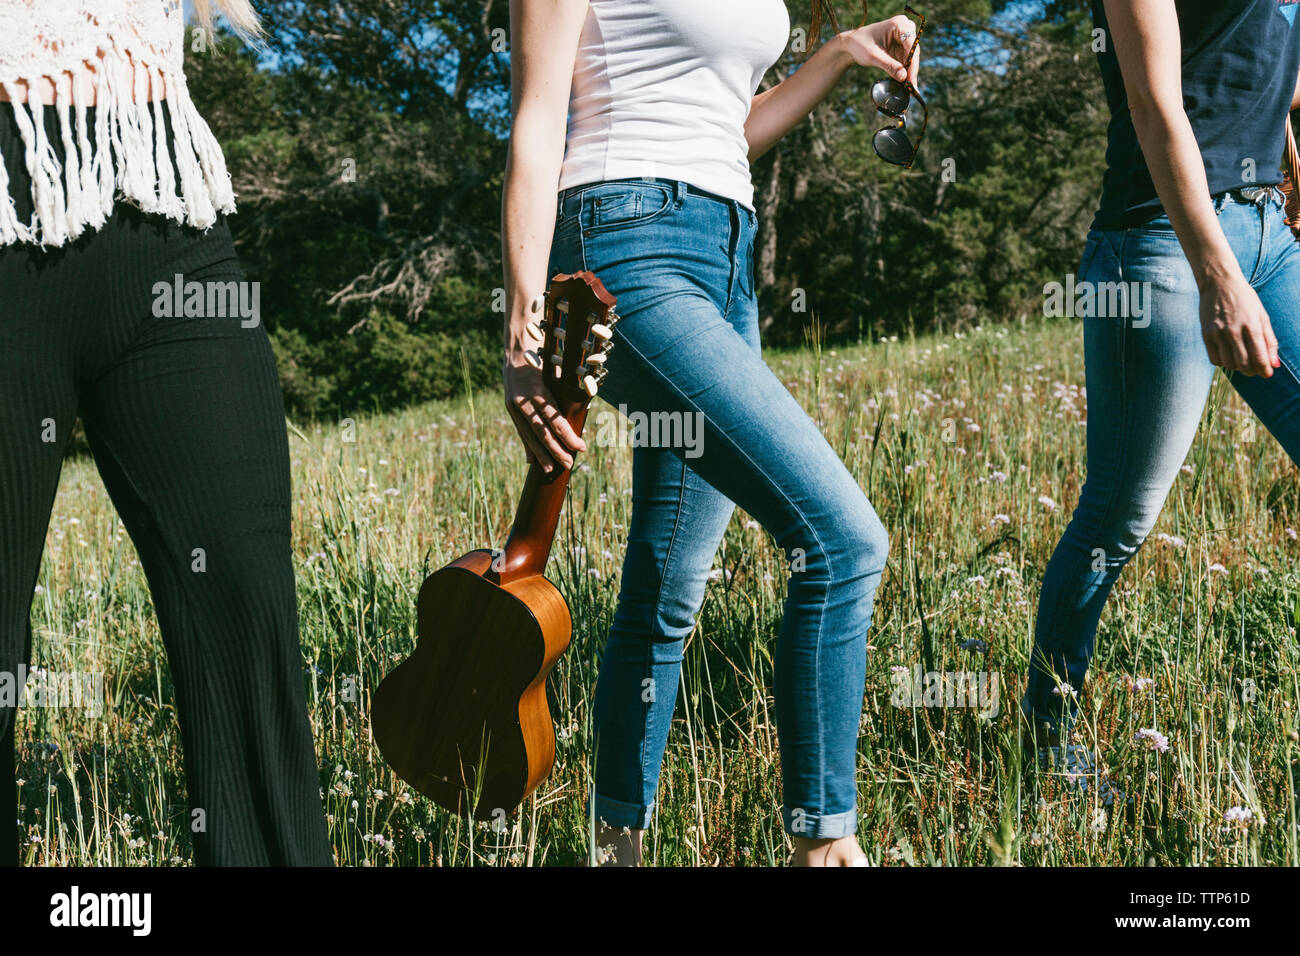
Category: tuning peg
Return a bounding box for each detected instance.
[590,323,612,341]
[607,309,620,325]
[582,374,599,397]
[524,350,543,370]
[524,321,544,344]
[585,352,607,366]
[529,293,545,315]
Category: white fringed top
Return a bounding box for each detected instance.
[0,0,236,248]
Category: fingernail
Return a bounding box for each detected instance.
[1274,355,1282,368]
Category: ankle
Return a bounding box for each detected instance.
[790,834,864,866]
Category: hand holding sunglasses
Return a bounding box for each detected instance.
[812,2,928,168]
[871,7,926,167]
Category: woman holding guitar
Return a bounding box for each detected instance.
[502,0,921,866]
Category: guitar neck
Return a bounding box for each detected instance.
[497,402,590,584]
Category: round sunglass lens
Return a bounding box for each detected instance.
[871,78,911,116]
[873,126,914,166]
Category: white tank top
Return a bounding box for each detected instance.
[558,0,791,210]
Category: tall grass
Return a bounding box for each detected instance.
[15,315,1299,865]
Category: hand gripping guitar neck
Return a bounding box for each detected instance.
[496,272,618,583]
[370,271,619,820]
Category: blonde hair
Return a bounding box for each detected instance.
[193,0,263,41]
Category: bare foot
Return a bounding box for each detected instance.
[790,835,867,866]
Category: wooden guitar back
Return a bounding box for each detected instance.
[370,550,572,818]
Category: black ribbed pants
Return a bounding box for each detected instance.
[0,180,333,864]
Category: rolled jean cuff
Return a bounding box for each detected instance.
[782,805,858,839]
[591,792,654,831]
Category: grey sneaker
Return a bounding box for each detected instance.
[1036,742,1124,807]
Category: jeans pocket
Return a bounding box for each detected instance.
[1080,230,1122,282]
[580,180,675,237]
[1077,235,1101,279]
[553,209,580,248]
[1135,212,1179,236]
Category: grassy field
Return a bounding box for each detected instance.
[14,315,1300,866]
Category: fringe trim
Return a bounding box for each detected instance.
[0,42,235,249]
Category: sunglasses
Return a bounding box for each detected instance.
[810,3,928,168]
[871,6,927,168]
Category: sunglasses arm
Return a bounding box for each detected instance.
[904,84,928,169]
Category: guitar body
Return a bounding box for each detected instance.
[369,271,618,819]
[370,550,571,818]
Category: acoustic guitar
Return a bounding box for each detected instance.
[370,270,619,820]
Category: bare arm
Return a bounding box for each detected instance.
[745,14,920,161]
[1104,0,1276,376]
[501,0,590,472]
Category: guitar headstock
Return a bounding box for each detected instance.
[523,271,619,407]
